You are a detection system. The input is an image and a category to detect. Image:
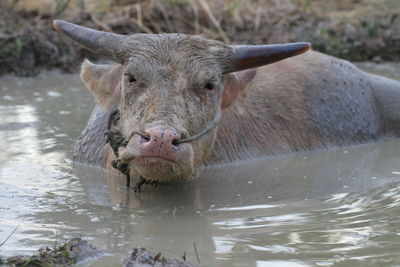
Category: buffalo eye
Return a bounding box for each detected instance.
[125,74,137,84]
[204,82,216,91]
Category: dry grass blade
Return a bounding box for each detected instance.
[0,224,20,248]
[132,4,154,34]
[195,0,230,42]
[254,7,262,31]
[193,241,200,264]
[188,0,200,35]
[54,0,71,16]
[90,13,113,32]
[144,0,162,33]
[136,4,143,28]
[154,0,174,32]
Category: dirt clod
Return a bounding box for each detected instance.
[123,247,196,267]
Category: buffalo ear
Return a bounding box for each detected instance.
[80,59,123,108]
[221,68,257,109]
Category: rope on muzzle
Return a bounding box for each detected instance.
[105,109,159,192]
[105,109,221,192]
[124,112,222,145]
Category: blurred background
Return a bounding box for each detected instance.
[0,0,399,76]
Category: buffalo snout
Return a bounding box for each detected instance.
[136,126,182,162]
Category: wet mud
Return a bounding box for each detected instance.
[0,238,104,266]
[0,238,194,267]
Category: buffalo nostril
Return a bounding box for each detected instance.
[141,135,150,142]
[171,135,182,146]
[172,139,179,146]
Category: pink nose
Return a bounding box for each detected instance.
[138,126,181,161]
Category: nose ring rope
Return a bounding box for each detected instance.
[175,112,222,144]
[105,109,221,192]
[125,112,222,145]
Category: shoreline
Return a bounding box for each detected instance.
[0,0,399,77]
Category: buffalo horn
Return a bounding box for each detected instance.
[53,19,125,63]
[228,42,311,72]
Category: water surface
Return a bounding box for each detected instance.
[0,63,400,266]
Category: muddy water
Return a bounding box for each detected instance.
[0,63,400,266]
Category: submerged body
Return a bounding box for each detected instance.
[73,50,400,171]
[210,51,400,162]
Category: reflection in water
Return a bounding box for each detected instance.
[0,65,400,266]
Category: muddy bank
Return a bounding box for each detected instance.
[0,0,399,76]
[0,238,195,266]
[0,238,104,266]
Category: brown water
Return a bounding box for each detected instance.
[0,63,400,266]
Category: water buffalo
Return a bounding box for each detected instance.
[53,20,400,185]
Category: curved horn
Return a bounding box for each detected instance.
[53,19,125,63]
[227,42,311,73]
